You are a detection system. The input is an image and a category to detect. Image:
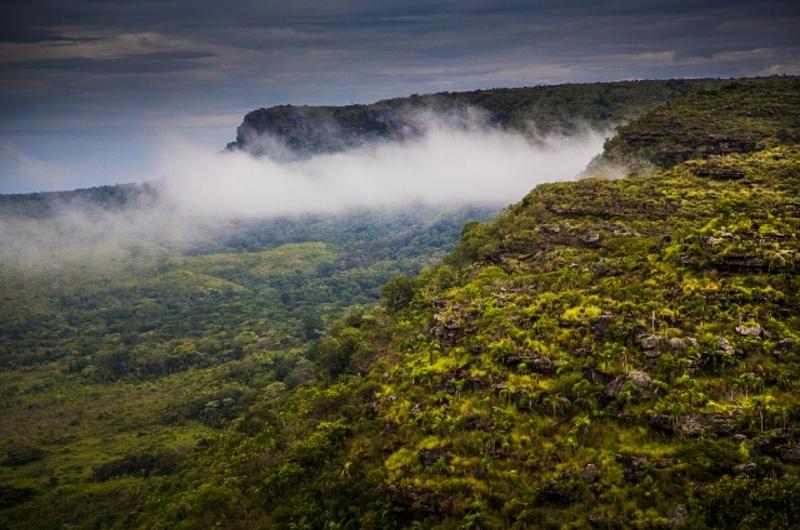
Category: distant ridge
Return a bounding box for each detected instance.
[0,182,159,219]
[227,78,723,156]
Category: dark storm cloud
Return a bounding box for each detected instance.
[0,28,83,43]
[2,2,798,83]
[0,2,797,105]
[17,51,213,74]
[14,51,215,74]
[2,1,798,55]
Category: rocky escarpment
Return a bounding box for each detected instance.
[227,103,413,156]
[598,76,800,171]
[227,78,720,156]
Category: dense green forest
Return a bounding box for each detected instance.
[2,76,800,528]
[0,204,496,523]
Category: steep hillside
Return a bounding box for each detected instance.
[228,79,720,156]
[114,80,800,529]
[342,146,800,528]
[155,152,799,529]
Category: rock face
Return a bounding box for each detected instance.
[648,412,738,436]
[774,338,796,357]
[615,454,659,481]
[581,463,600,483]
[781,445,800,464]
[736,324,764,337]
[605,370,652,399]
[732,462,763,477]
[668,505,688,528]
[431,304,476,347]
[718,336,735,355]
[751,429,800,465]
[579,232,601,245]
[498,349,555,373]
[675,413,736,436]
[635,332,697,357]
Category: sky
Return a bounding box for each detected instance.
[1,0,799,193]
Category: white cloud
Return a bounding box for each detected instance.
[0,119,608,267]
[160,120,607,217]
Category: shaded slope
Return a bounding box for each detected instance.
[600,76,800,170]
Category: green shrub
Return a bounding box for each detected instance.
[2,447,46,466]
[381,275,416,312]
[695,476,800,529]
[92,450,182,481]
